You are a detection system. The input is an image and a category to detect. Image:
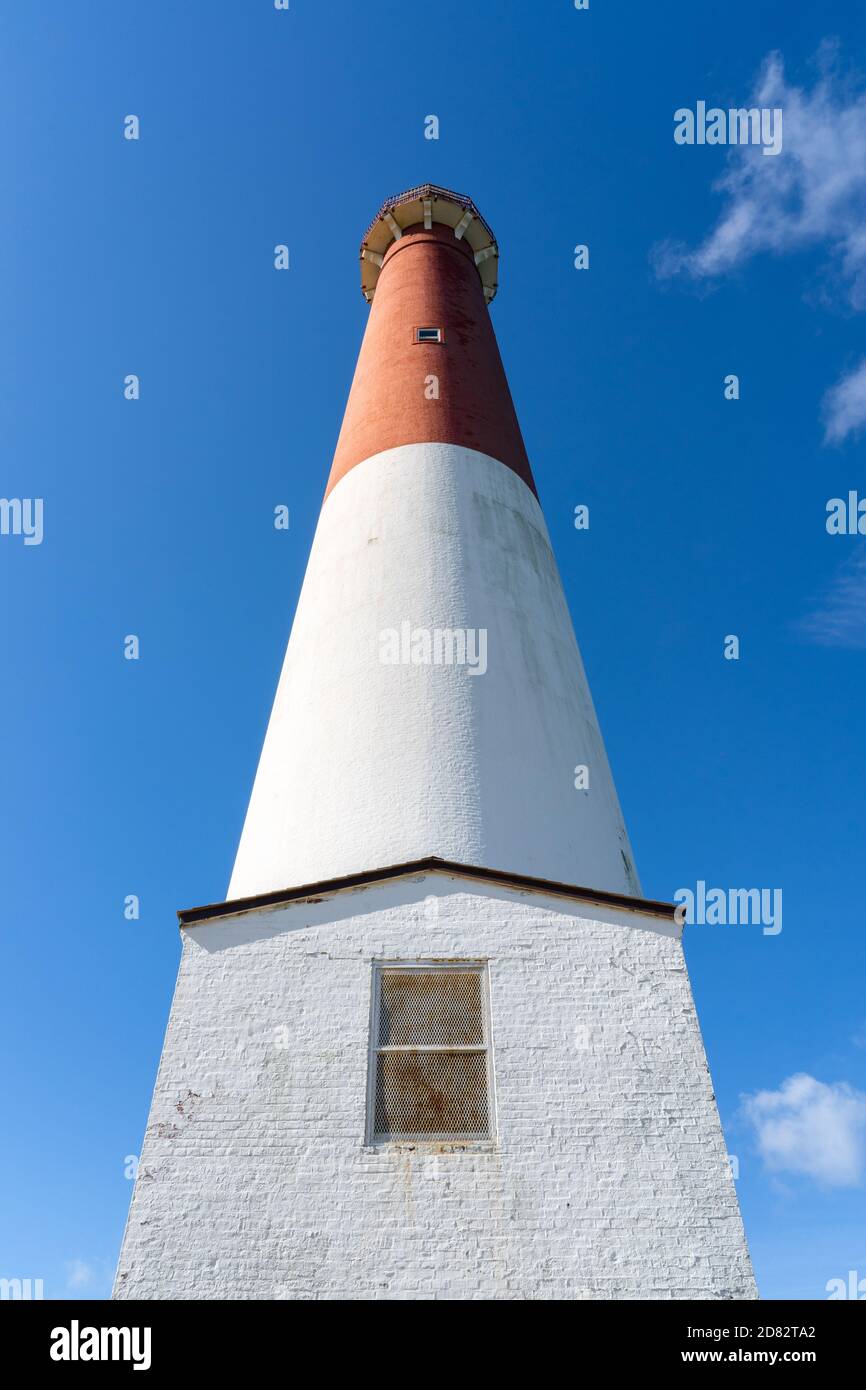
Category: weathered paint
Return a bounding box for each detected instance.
[114,874,758,1301]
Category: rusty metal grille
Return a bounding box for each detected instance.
[378,970,484,1047]
[369,966,492,1141]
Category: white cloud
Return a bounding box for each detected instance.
[653,45,866,303]
[823,357,866,442]
[65,1259,94,1291]
[741,1073,866,1187]
[797,546,866,648]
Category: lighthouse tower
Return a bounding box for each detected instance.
[115,185,756,1301]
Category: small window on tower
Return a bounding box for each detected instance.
[414,326,444,344]
[367,962,494,1143]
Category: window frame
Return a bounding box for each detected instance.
[413,326,445,344]
[365,959,496,1146]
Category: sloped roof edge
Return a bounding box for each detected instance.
[178,856,676,927]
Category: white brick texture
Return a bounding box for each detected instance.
[114,874,757,1300]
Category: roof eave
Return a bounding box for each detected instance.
[178,856,677,928]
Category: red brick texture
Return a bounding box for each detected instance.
[326,222,536,499]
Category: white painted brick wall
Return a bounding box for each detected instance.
[114,874,757,1300]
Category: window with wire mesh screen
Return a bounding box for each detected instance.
[367,962,494,1142]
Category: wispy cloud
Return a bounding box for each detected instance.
[62,1257,115,1300]
[741,1073,866,1187]
[653,45,866,301]
[65,1259,94,1292]
[797,546,866,648]
[823,357,866,443]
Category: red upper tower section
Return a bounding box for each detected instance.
[325,184,536,499]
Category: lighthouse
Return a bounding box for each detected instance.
[114,185,756,1301]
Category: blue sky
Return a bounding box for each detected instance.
[2,1,865,1301]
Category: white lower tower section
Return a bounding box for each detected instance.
[229,444,639,900]
[114,872,758,1301]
